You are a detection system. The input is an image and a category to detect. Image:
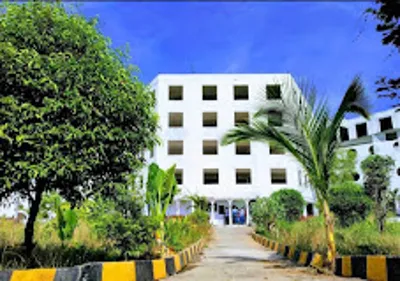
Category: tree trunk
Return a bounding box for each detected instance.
[24,185,44,254]
[376,188,387,233]
[322,199,336,271]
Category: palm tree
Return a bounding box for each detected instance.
[221,76,369,270]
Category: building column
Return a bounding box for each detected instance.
[210,201,215,224]
[245,200,250,226]
[176,200,180,216]
[190,200,195,213]
[228,200,233,226]
[303,205,308,217]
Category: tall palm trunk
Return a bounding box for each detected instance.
[322,199,336,270]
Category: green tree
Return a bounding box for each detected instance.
[328,182,373,227]
[0,2,157,252]
[270,189,305,222]
[330,149,357,186]
[361,155,395,232]
[366,0,400,106]
[251,197,285,232]
[222,76,369,269]
[146,163,179,256]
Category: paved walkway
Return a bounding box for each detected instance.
[167,227,361,281]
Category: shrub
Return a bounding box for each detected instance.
[328,182,373,227]
[256,214,400,256]
[165,210,210,252]
[252,197,284,232]
[336,218,400,255]
[270,189,305,222]
[270,216,327,253]
[80,194,156,259]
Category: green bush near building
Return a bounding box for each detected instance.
[328,182,373,227]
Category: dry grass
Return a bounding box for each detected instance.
[258,215,400,256]
[0,218,117,270]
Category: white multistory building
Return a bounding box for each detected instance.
[2,74,399,222]
[340,107,400,215]
[149,74,317,225]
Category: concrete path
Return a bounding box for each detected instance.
[167,227,361,281]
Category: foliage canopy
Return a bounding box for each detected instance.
[0,2,157,250]
[328,182,373,227]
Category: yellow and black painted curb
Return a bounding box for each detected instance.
[335,255,400,281]
[252,232,400,281]
[251,232,320,269]
[0,239,205,281]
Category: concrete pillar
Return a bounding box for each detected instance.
[210,201,215,224]
[228,200,233,226]
[303,205,308,217]
[176,200,180,216]
[245,200,250,226]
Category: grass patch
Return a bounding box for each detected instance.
[165,210,211,252]
[256,215,400,256]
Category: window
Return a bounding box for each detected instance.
[397,168,400,176]
[168,112,183,127]
[266,84,282,100]
[340,127,349,141]
[236,169,251,184]
[353,173,360,181]
[268,110,283,127]
[175,169,183,185]
[150,149,154,158]
[356,123,368,138]
[168,141,183,155]
[204,169,219,184]
[236,141,251,155]
[386,132,397,141]
[203,112,217,127]
[218,205,225,215]
[169,86,183,100]
[234,85,249,100]
[234,112,249,126]
[202,85,217,100]
[270,143,285,154]
[271,168,287,184]
[203,140,218,155]
[380,117,393,132]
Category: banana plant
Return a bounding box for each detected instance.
[146,163,179,255]
[54,196,78,246]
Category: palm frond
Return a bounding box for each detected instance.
[222,75,370,199]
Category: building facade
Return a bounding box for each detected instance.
[2,74,398,221]
[149,74,317,225]
[340,107,400,215]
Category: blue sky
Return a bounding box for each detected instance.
[78,2,399,113]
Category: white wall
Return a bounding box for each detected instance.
[341,108,400,215]
[150,74,316,204]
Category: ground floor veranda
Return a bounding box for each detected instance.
[166,198,318,226]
